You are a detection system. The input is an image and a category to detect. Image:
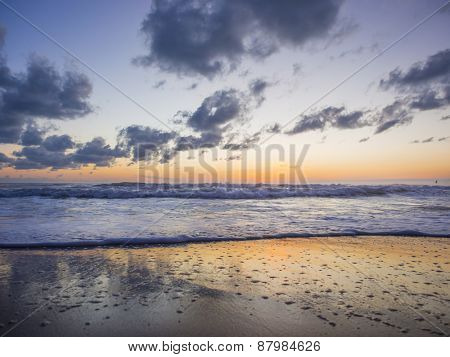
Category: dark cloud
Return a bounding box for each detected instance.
[0,152,13,168]
[248,78,271,106]
[20,124,45,146]
[422,137,434,143]
[249,78,269,96]
[4,57,92,119]
[172,87,265,154]
[135,0,344,77]
[286,106,368,134]
[359,137,369,143]
[286,98,417,136]
[409,89,447,110]
[117,125,176,161]
[286,107,342,134]
[13,146,76,170]
[373,100,412,134]
[334,110,366,129]
[0,55,93,144]
[185,89,244,133]
[42,134,75,152]
[174,132,222,151]
[438,136,449,142]
[377,49,450,128]
[72,137,125,167]
[11,136,125,170]
[442,115,450,120]
[380,49,450,89]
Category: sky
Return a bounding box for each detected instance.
[0,0,449,183]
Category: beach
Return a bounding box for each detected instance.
[0,236,448,337]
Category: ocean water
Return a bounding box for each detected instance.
[0,183,448,247]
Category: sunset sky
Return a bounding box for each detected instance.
[0,0,449,183]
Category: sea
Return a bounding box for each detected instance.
[0,182,448,247]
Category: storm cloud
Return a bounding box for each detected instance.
[134,0,344,77]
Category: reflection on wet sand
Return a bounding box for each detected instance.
[0,236,448,336]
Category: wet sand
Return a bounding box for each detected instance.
[0,236,448,336]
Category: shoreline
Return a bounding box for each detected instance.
[0,236,449,337]
[0,233,449,249]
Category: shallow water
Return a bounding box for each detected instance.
[0,183,448,247]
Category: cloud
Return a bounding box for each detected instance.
[0,54,93,144]
[438,136,449,142]
[380,49,450,89]
[286,98,417,136]
[248,78,271,106]
[117,125,176,161]
[20,124,46,146]
[185,89,244,132]
[410,137,439,144]
[174,132,222,151]
[72,137,125,167]
[13,146,76,170]
[334,110,366,129]
[41,134,75,152]
[378,49,450,113]
[0,152,13,168]
[359,137,369,143]
[222,131,261,151]
[134,0,344,78]
[286,106,368,134]
[442,114,450,120]
[11,136,125,170]
[187,83,198,90]
[375,49,450,129]
[249,78,269,96]
[409,88,449,110]
[373,99,412,134]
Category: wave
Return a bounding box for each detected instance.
[0,230,448,248]
[0,183,448,200]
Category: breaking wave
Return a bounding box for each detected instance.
[0,230,448,248]
[0,183,447,200]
